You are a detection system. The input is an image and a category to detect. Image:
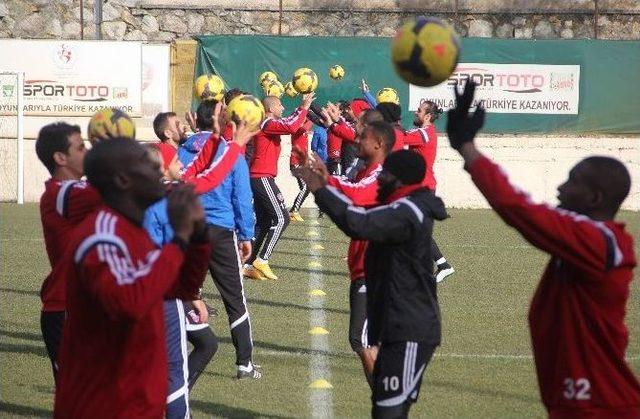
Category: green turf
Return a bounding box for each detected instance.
[1,203,638,418]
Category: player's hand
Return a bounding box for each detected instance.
[292,163,327,193]
[301,92,316,110]
[231,120,258,147]
[320,108,333,127]
[185,111,198,133]
[238,241,252,263]
[326,102,341,121]
[167,184,202,243]
[308,152,329,182]
[167,155,184,181]
[211,101,222,135]
[191,299,209,324]
[447,81,485,151]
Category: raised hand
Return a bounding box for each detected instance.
[185,110,198,133]
[211,101,222,135]
[167,184,203,243]
[301,92,316,109]
[231,120,259,147]
[446,81,486,151]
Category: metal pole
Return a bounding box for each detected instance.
[594,0,599,39]
[79,0,84,39]
[94,0,103,40]
[16,72,24,205]
[278,0,283,35]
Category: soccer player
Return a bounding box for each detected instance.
[295,115,392,387]
[153,111,188,171]
[243,93,315,280]
[448,81,640,418]
[296,147,447,418]
[54,139,210,418]
[405,100,455,282]
[179,99,262,380]
[35,122,102,382]
[289,119,314,222]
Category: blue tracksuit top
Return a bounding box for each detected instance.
[311,126,328,162]
[178,132,255,241]
[143,197,173,247]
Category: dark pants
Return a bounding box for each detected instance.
[349,278,368,352]
[40,310,65,383]
[290,165,310,213]
[248,177,290,262]
[208,225,253,366]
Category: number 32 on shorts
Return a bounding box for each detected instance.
[563,377,591,400]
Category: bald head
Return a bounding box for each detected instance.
[263,96,284,118]
[579,156,631,213]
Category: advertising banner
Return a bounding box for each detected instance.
[141,44,170,122]
[0,40,142,117]
[409,63,580,115]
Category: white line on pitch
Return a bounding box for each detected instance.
[307,221,333,418]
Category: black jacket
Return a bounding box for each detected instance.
[315,186,448,345]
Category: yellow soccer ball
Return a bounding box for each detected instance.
[264,80,284,98]
[87,107,136,143]
[258,71,279,88]
[391,16,461,87]
[292,67,318,94]
[329,64,345,80]
[226,94,265,129]
[194,74,225,101]
[284,82,299,98]
[376,87,400,105]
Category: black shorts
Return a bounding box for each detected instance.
[372,341,436,409]
[348,278,368,352]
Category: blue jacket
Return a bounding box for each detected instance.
[178,133,255,241]
[311,126,328,162]
[143,197,173,247]
[363,90,377,108]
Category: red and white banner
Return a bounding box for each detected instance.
[0,40,142,117]
[409,63,580,115]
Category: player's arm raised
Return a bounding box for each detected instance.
[262,93,314,135]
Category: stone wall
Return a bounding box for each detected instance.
[1,0,640,41]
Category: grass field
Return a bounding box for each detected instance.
[1,203,639,418]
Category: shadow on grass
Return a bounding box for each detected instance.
[0,401,51,417]
[0,328,43,342]
[204,294,349,316]
[279,236,348,245]
[276,250,347,261]
[0,342,47,357]
[270,264,346,277]
[0,287,39,297]
[216,336,352,360]
[429,379,539,404]
[190,399,296,418]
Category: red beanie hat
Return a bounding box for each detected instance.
[350,99,371,117]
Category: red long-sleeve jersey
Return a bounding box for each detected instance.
[327,163,382,281]
[39,179,102,312]
[54,206,209,418]
[404,125,438,190]
[392,126,405,151]
[180,133,241,194]
[327,119,356,162]
[468,155,640,418]
[250,107,308,177]
[290,120,312,166]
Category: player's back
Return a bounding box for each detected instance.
[529,221,640,418]
[250,124,282,178]
[55,207,169,419]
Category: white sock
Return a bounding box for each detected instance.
[436,257,447,266]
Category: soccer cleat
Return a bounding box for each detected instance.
[237,363,262,380]
[253,260,278,280]
[243,266,268,281]
[436,263,455,283]
[290,211,305,222]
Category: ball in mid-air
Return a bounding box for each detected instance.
[194,74,225,101]
[259,71,279,88]
[329,65,345,80]
[284,82,299,98]
[376,87,400,105]
[226,94,265,129]
[391,16,460,87]
[264,80,284,98]
[87,107,136,144]
[292,68,319,94]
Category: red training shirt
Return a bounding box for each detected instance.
[468,155,640,419]
[54,206,209,418]
[39,179,102,312]
[404,125,438,190]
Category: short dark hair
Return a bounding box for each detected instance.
[360,109,384,126]
[152,112,176,141]
[196,100,218,131]
[581,156,631,214]
[35,122,81,175]
[224,88,245,106]
[364,120,396,152]
[84,138,145,199]
[376,102,402,123]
